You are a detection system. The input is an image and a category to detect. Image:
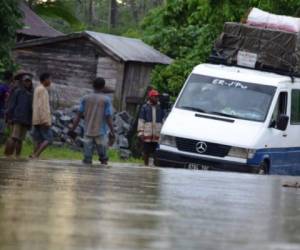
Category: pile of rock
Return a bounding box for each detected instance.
[50,106,135,159]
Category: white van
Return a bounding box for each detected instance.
[155,63,300,175]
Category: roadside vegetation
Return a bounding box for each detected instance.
[0,140,142,163]
[142,1,300,98]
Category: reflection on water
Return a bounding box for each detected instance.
[0,160,299,250]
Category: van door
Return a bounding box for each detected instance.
[267,91,290,174]
[284,89,300,175]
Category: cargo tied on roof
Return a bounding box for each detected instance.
[246,8,300,33]
[210,8,300,77]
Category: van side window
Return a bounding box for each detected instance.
[291,90,300,124]
[271,92,287,126]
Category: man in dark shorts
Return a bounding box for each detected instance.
[138,89,165,166]
[4,74,33,158]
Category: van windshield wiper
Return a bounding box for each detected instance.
[209,111,239,119]
[180,106,207,113]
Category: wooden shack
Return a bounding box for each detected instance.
[13,31,172,114]
[17,2,63,42]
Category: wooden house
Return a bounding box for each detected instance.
[17,2,63,42]
[13,31,172,113]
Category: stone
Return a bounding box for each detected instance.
[122,122,131,134]
[52,115,57,125]
[66,138,73,144]
[118,135,129,149]
[119,149,131,159]
[118,111,133,124]
[51,126,62,137]
[114,115,125,134]
[75,137,84,148]
[72,105,80,113]
[53,110,64,118]
[60,134,67,143]
[60,115,72,124]
[62,128,69,135]
[74,127,83,137]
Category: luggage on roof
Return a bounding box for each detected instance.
[246,8,300,33]
[210,22,300,75]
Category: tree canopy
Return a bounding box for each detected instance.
[3,0,300,93]
[25,0,163,34]
[142,0,300,97]
[0,0,22,72]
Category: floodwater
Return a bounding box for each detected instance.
[0,160,300,250]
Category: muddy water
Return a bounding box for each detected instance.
[0,160,299,250]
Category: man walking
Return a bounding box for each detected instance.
[70,77,115,165]
[30,73,53,159]
[138,89,165,166]
[4,74,33,158]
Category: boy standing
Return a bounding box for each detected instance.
[4,74,33,158]
[138,89,165,166]
[71,77,115,165]
[31,73,53,159]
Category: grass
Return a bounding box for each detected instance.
[0,140,142,164]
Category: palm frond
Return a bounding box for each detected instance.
[33,0,85,30]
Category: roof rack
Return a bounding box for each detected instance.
[206,55,300,82]
[210,22,300,81]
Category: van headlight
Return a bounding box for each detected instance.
[159,134,176,147]
[228,147,256,159]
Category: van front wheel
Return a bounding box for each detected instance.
[257,161,269,175]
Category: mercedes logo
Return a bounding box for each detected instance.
[195,141,207,154]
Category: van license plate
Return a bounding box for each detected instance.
[187,163,210,170]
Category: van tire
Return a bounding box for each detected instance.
[154,157,171,167]
[153,157,162,167]
[258,161,269,175]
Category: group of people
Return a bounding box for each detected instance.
[0,70,165,166]
[0,71,53,159]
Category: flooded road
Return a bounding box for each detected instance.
[0,160,299,250]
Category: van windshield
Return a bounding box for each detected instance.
[176,74,276,122]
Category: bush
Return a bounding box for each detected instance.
[142,0,300,99]
[0,0,22,72]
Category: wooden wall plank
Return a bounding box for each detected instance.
[121,62,154,115]
[14,38,99,102]
[97,56,124,110]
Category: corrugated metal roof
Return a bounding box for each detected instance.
[17,2,63,38]
[85,31,172,64]
[15,31,173,64]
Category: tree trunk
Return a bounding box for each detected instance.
[129,0,139,24]
[110,0,118,28]
[88,0,94,25]
[27,0,34,8]
[83,0,96,25]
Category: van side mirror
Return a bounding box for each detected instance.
[277,115,289,131]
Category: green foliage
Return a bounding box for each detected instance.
[0,0,22,72]
[32,0,85,32]
[142,0,300,98]
[0,140,142,163]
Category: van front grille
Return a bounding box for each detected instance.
[175,137,231,157]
